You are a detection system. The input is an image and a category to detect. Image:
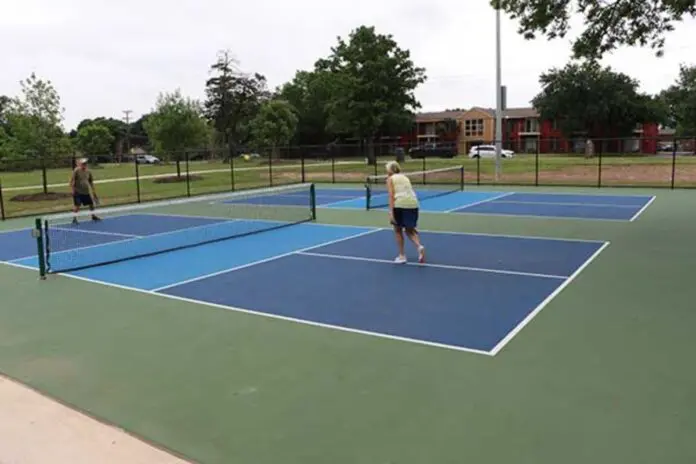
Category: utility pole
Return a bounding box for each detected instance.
[494,4,503,182]
[122,110,132,162]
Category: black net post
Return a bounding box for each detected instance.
[0,181,5,220]
[671,138,677,189]
[134,155,141,203]
[185,151,191,197]
[459,166,465,190]
[310,183,317,220]
[34,218,47,279]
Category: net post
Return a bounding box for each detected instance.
[309,183,317,220]
[459,166,464,190]
[34,218,47,280]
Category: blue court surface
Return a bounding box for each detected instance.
[0,210,610,355]
[315,187,655,221]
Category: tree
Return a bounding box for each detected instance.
[494,0,696,60]
[4,73,66,192]
[74,117,126,156]
[204,50,270,152]
[317,25,427,162]
[76,123,115,157]
[144,89,210,177]
[532,61,661,138]
[660,65,696,136]
[276,69,339,145]
[250,99,299,157]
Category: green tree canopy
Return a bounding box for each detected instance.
[532,61,661,138]
[144,89,210,176]
[204,50,270,150]
[494,0,696,59]
[76,123,115,157]
[316,25,426,151]
[660,64,696,136]
[250,99,299,154]
[276,69,339,145]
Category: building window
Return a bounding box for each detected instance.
[464,119,484,137]
[524,118,539,132]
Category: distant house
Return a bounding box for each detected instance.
[405,107,661,154]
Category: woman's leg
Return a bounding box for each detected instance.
[393,225,406,261]
[405,228,426,263]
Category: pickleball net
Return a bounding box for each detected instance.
[34,183,316,276]
[365,165,464,210]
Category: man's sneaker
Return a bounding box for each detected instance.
[418,246,426,263]
[91,215,101,221]
[394,255,406,264]
[72,217,78,225]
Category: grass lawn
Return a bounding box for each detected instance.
[2,154,695,218]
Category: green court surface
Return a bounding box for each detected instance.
[1,184,695,463]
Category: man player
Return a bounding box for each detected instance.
[70,158,101,224]
[385,161,425,264]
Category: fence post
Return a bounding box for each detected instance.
[597,141,602,188]
[534,143,539,186]
[40,154,48,195]
[0,181,5,220]
[185,151,191,197]
[134,155,141,203]
[670,138,677,189]
[476,155,481,185]
[331,151,336,184]
[229,147,235,191]
[301,147,305,183]
[268,148,273,187]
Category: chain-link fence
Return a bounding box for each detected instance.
[1,136,694,219]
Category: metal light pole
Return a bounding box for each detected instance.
[494,3,503,181]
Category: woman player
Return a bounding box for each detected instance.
[385,161,426,263]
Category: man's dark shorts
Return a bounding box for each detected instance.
[73,193,93,207]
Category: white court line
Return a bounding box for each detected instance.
[296,251,568,280]
[629,195,657,222]
[488,241,611,356]
[151,229,381,292]
[489,200,643,208]
[445,192,515,213]
[51,227,138,238]
[327,204,632,222]
[321,197,365,207]
[1,260,493,356]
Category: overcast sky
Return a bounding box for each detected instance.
[2,0,695,130]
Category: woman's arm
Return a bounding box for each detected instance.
[387,177,395,221]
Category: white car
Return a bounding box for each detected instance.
[136,154,161,164]
[468,145,514,158]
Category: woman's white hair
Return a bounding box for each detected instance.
[385,161,401,174]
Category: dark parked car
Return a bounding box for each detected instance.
[408,143,458,159]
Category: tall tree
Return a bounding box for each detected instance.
[144,89,210,177]
[276,69,339,145]
[532,61,661,138]
[317,25,427,161]
[250,99,299,157]
[494,0,696,59]
[76,123,115,157]
[204,50,269,152]
[660,64,696,136]
[5,73,67,192]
